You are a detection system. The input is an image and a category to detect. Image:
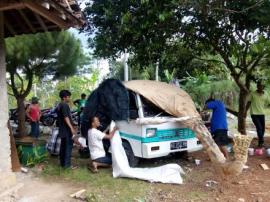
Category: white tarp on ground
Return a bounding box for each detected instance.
[110,122,184,184]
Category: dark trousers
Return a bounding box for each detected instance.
[94,154,112,165]
[31,121,40,138]
[78,111,81,129]
[251,115,265,146]
[59,136,73,168]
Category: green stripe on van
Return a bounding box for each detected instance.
[119,128,196,143]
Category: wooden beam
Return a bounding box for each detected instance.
[4,17,16,36]
[11,12,28,34]
[18,10,36,33]
[0,2,25,11]
[46,0,84,27]
[64,0,72,11]
[24,0,70,28]
[34,13,48,32]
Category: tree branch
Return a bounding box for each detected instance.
[226,107,239,117]
[247,53,266,74]
[15,71,24,94]
[194,56,226,65]
[8,92,15,97]
[235,31,249,45]
[6,81,12,88]
[212,43,248,92]
[22,64,33,98]
[9,71,19,97]
[212,0,264,14]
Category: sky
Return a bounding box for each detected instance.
[68,1,110,83]
[68,28,110,83]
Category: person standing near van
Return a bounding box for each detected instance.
[205,98,229,159]
[247,82,270,148]
[74,93,87,128]
[57,90,76,168]
[26,97,41,139]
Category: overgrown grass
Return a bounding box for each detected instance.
[42,162,149,202]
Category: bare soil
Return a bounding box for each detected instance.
[15,172,80,202]
[147,137,270,202]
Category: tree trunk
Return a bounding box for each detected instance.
[238,89,248,135]
[17,96,27,137]
[184,119,226,164]
[185,118,252,177]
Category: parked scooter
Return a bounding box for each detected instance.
[9,103,31,124]
[40,106,79,126]
[40,106,58,126]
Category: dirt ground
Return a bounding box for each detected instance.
[147,137,270,202]
[1,172,79,202]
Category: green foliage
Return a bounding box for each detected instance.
[6,31,87,79]
[107,59,153,81]
[84,0,270,132]
[5,31,90,135]
[84,0,270,79]
[164,68,176,83]
[6,30,90,110]
[182,74,239,110]
[27,72,99,109]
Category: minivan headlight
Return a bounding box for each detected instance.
[146,128,157,137]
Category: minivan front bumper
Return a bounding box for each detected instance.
[141,138,203,158]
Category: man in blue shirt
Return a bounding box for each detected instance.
[205,98,229,159]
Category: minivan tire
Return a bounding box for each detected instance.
[122,140,139,167]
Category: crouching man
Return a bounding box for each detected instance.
[88,116,117,173]
[205,98,230,159]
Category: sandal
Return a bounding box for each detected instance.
[71,165,78,170]
[88,162,98,173]
[88,165,98,173]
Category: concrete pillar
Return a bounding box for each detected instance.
[0,12,16,192]
[155,61,159,81]
[124,52,129,81]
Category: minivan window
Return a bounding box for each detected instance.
[128,91,139,119]
[140,96,171,117]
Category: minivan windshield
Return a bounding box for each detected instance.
[140,96,171,118]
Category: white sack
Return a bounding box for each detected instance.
[78,137,87,148]
[110,122,184,184]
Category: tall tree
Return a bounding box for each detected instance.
[83,0,270,134]
[6,31,88,136]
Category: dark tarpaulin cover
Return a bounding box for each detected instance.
[81,79,129,137]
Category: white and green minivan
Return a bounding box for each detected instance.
[117,89,203,167]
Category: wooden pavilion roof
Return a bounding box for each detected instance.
[0,0,85,38]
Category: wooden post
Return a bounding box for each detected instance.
[0,11,16,192]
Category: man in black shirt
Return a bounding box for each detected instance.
[57,90,76,168]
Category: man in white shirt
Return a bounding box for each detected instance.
[88,116,117,173]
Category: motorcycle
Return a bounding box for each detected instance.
[40,106,79,126]
[9,103,31,124]
[40,106,58,126]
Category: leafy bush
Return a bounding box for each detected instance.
[182,74,239,110]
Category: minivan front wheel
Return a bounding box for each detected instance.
[122,140,139,167]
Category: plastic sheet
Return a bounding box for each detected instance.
[110,122,184,184]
